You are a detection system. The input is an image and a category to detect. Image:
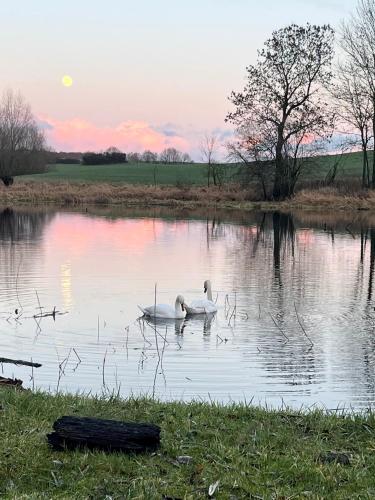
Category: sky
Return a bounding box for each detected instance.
[0,0,358,158]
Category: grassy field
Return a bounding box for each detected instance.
[17,151,371,186]
[1,389,375,498]
[21,162,210,186]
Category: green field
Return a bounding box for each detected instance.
[17,151,371,186]
[21,162,210,185]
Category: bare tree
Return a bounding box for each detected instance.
[333,62,373,187]
[340,0,375,186]
[200,134,217,187]
[142,150,158,163]
[181,152,192,163]
[127,152,141,163]
[159,147,181,163]
[227,131,274,199]
[0,89,47,186]
[200,133,225,186]
[226,24,335,200]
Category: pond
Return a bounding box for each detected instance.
[1,205,375,410]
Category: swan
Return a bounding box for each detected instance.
[185,280,218,315]
[138,294,186,319]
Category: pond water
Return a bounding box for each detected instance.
[1,206,375,410]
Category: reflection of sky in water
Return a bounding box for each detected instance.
[60,262,73,310]
[1,208,375,410]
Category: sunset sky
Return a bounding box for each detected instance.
[1,0,357,158]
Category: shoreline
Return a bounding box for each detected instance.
[1,180,375,211]
[1,388,375,497]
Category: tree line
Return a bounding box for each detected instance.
[77,147,193,166]
[127,148,192,164]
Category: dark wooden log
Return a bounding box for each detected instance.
[47,416,161,453]
[0,376,23,387]
[0,357,42,368]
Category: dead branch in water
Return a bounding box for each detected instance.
[269,313,290,343]
[33,306,67,320]
[294,302,314,347]
[0,357,42,368]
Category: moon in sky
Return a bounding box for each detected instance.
[62,75,73,87]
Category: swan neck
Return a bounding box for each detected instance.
[206,283,213,301]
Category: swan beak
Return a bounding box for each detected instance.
[181,303,185,311]
[204,287,207,293]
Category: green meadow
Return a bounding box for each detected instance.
[1,389,375,498]
[18,151,370,186]
[21,162,210,186]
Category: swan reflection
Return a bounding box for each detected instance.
[141,316,187,336]
[183,312,216,335]
[140,312,216,336]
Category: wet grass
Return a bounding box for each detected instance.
[1,389,375,498]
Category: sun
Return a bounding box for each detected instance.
[62,75,73,87]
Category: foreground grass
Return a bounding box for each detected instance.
[1,389,375,498]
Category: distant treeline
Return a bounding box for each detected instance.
[82,151,127,165]
[53,147,193,165]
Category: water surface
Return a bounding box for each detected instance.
[1,206,375,410]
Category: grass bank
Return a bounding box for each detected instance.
[1,389,375,498]
[3,180,375,211]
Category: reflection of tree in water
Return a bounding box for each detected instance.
[0,208,56,305]
[0,207,54,243]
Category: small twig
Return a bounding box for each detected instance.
[294,302,314,347]
[125,326,129,360]
[72,348,81,363]
[102,349,108,387]
[35,291,43,314]
[269,312,289,343]
[15,259,24,317]
[31,358,35,391]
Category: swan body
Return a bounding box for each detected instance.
[185,280,218,315]
[138,294,186,319]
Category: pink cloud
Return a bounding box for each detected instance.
[39,116,190,153]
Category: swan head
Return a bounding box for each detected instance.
[204,280,211,293]
[176,294,186,311]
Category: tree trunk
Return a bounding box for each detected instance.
[273,127,288,200]
[372,99,375,188]
[47,416,161,453]
[362,144,369,188]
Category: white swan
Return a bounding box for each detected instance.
[185,280,218,315]
[138,294,186,319]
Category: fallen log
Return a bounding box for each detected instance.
[0,357,42,368]
[47,416,161,453]
[0,376,23,387]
